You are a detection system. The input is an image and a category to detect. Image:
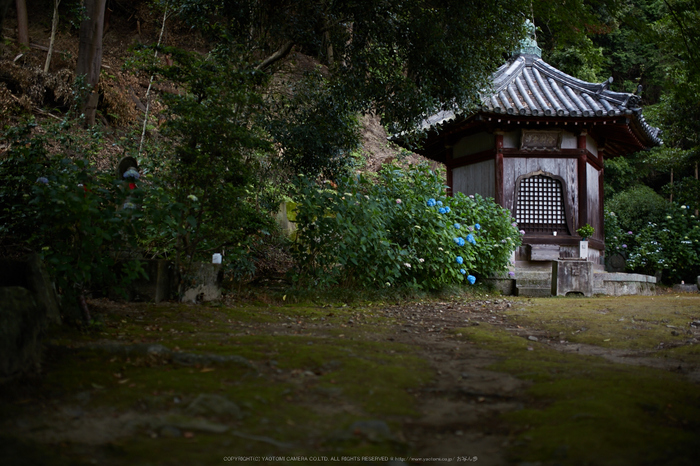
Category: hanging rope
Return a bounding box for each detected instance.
[138,5,169,158]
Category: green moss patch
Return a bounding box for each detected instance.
[505,296,700,356]
[455,323,700,465]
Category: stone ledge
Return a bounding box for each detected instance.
[598,272,656,283]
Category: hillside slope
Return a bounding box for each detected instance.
[1,1,434,174]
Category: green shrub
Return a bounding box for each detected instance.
[291,164,521,290]
[606,185,669,234]
[605,203,700,284]
[0,121,144,322]
[626,205,700,283]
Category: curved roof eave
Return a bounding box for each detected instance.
[404,53,663,153]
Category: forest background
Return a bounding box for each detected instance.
[1,0,699,321]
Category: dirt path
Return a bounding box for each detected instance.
[377,301,527,465]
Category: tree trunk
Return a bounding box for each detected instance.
[44,0,61,73]
[15,0,29,46]
[76,0,107,126]
[695,162,700,217]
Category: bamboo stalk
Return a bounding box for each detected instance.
[44,0,61,73]
[138,5,169,157]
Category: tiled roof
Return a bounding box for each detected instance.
[419,53,662,149]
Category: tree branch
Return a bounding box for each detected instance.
[662,0,698,64]
[254,40,294,71]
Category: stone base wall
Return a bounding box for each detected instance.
[594,272,656,296]
[491,264,657,297]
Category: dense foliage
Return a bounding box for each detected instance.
[291,165,521,290]
[605,187,700,283]
[0,121,144,322]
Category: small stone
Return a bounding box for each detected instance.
[160,425,182,437]
[61,406,84,420]
[185,394,242,419]
[528,336,538,341]
[348,420,394,442]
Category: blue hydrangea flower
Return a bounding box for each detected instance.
[475,223,481,230]
[444,206,451,213]
[467,234,476,245]
[456,256,463,264]
[467,275,476,285]
[437,200,443,206]
[454,223,461,229]
[36,176,49,184]
[439,207,446,214]
[460,269,466,275]
[427,198,437,207]
[454,237,465,246]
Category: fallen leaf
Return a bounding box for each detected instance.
[118,379,130,384]
[200,368,215,373]
[91,383,105,390]
[183,431,195,438]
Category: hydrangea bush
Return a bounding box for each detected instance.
[291,164,521,290]
[605,205,700,284]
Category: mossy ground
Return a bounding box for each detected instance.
[1,300,429,465]
[454,295,700,466]
[2,294,700,466]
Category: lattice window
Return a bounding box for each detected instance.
[515,175,568,234]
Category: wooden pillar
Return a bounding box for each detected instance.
[495,133,504,206]
[598,151,605,243]
[577,131,588,232]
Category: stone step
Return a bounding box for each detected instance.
[516,276,552,287]
[516,286,552,297]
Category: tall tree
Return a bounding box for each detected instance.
[15,0,29,46]
[76,0,107,126]
[169,0,532,137]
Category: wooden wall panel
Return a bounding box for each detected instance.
[587,163,602,240]
[453,132,495,158]
[502,131,519,148]
[452,159,496,199]
[586,134,598,156]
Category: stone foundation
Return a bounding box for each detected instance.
[492,265,656,297]
[594,272,655,296]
